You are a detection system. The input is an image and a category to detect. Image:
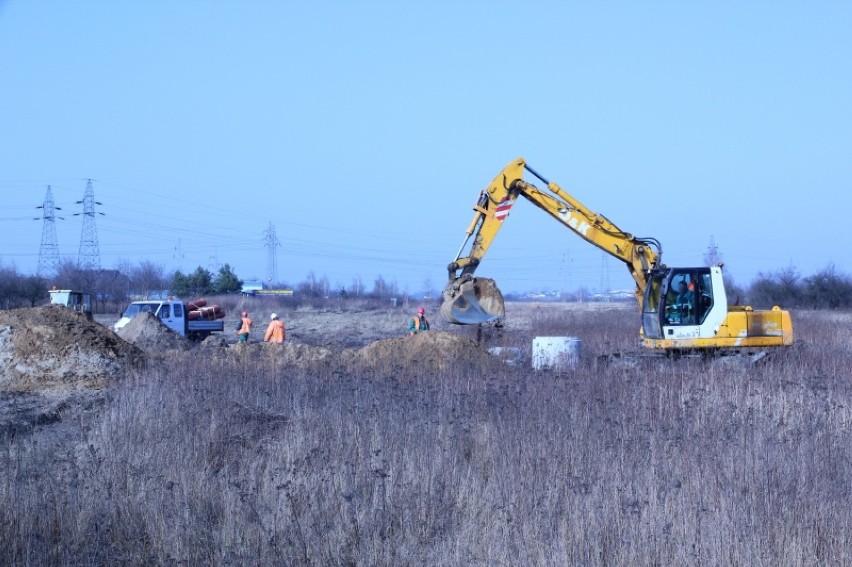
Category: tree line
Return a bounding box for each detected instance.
[749,264,852,309]
[1,260,851,312]
[0,260,411,312]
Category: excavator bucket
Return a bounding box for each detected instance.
[440,277,505,325]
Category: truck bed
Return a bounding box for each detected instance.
[187,320,224,332]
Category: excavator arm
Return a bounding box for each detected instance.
[442,157,663,324]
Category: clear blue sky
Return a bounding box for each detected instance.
[2,1,850,295]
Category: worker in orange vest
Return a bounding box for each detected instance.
[237,310,253,343]
[409,307,430,335]
[264,312,286,343]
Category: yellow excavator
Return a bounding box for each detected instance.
[442,157,793,352]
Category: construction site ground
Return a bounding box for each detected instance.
[4,301,847,564]
[0,301,628,437]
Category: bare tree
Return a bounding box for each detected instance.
[802,264,852,309]
[318,274,330,298]
[297,271,319,297]
[0,267,20,309]
[350,276,365,297]
[20,275,48,307]
[130,260,166,299]
[421,277,435,300]
[372,275,388,298]
[96,269,129,310]
[749,266,802,308]
[55,260,96,295]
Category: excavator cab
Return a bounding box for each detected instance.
[642,268,718,340]
[640,265,755,350]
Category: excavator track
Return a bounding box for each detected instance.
[599,347,781,370]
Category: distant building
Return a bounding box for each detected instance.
[241,280,264,296]
[593,289,634,302]
[241,280,294,297]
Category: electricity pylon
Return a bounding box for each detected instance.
[36,185,63,277]
[262,222,281,284]
[75,179,104,270]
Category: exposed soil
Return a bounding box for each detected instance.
[0,304,144,392]
[114,311,190,353]
[0,305,145,438]
[0,305,506,434]
[1,301,629,438]
[355,331,484,371]
[5,301,627,389]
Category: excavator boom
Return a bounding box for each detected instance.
[442,158,661,325]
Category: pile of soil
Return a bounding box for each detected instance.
[114,312,190,353]
[238,341,337,365]
[355,331,485,371]
[0,306,491,394]
[198,333,229,349]
[283,308,426,348]
[0,305,144,392]
[197,331,486,372]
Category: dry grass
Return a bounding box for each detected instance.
[1,306,851,565]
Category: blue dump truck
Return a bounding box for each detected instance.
[114,298,225,341]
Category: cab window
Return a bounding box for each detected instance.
[665,273,697,325]
[644,277,663,313]
[695,273,714,324]
[663,269,713,326]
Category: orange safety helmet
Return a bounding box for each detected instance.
[417,307,425,315]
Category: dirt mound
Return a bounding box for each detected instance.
[197,333,229,349]
[115,312,190,353]
[0,305,144,392]
[356,331,485,370]
[264,342,335,365]
[227,342,337,367]
[188,332,484,372]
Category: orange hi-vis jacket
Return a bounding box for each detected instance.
[264,320,285,343]
[409,315,429,335]
[238,316,253,335]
